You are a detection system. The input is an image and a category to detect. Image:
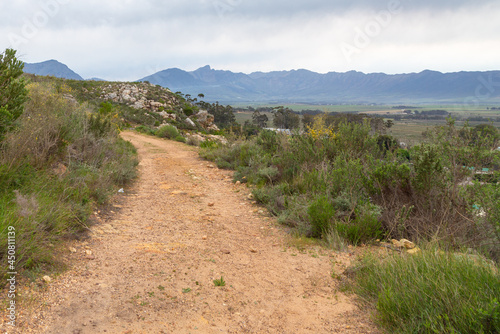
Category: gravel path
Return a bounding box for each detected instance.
[1,131,379,334]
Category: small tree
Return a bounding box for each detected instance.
[0,48,28,141]
[252,110,268,128]
[208,102,235,128]
[272,106,300,130]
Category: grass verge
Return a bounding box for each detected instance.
[346,251,500,333]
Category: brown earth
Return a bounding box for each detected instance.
[1,131,379,334]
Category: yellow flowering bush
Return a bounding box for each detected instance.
[306,113,338,140]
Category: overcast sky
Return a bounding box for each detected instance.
[1,0,499,81]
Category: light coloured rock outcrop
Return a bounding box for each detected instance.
[190,109,219,131]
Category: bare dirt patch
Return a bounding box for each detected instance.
[1,131,379,333]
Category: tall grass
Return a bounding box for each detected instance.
[0,82,138,279]
[348,251,500,333]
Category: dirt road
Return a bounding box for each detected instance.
[4,131,378,333]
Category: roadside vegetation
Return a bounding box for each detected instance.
[0,49,138,280]
[201,112,500,333]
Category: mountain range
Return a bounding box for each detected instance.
[23,60,500,104]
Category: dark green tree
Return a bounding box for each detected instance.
[302,114,315,130]
[459,123,500,150]
[208,102,235,128]
[252,110,269,128]
[472,124,500,149]
[272,106,300,130]
[0,48,28,141]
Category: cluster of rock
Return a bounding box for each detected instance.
[191,110,219,132]
[96,82,223,144]
[99,83,178,112]
[185,132,227,145]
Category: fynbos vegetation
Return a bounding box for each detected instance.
[202,115,499,256]
[0,50,138,278]
[201,113,500,333]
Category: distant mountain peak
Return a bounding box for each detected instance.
[24,59,83,80]
[196,65,212,71]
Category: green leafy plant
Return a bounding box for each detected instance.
[88,112,113,138]
[135,125,155,135]
[213,276,226,286]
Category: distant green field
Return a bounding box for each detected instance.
[232,103,393,113]
[234,111,273,127]
[391,119,500,145]
[232,102,500,116]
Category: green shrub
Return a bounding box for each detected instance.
[308,195,335,238]
[256,129,280,153]
[332,191,354,212]
[182,103,197,117]
[200,140,218,149]
[135,125,155,135]
[411,144,445,192]
[352,202,383,243]
[175,135,186,143]
[98,101,113,115]
[348,251,500,334]
[155,125,180,139]
[468,182,500,260]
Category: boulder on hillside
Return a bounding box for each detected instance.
[185,118,196,128]
[159,111,176,121]
[191,110,219,131]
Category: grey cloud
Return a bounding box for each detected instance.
[218,0,499,18]
[1,0,499,81]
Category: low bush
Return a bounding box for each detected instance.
[155,124,180,139]
[135,125,155,135]
[174,135,186,143]
[308,195,335,238]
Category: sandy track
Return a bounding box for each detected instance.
[3,131,378,334]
